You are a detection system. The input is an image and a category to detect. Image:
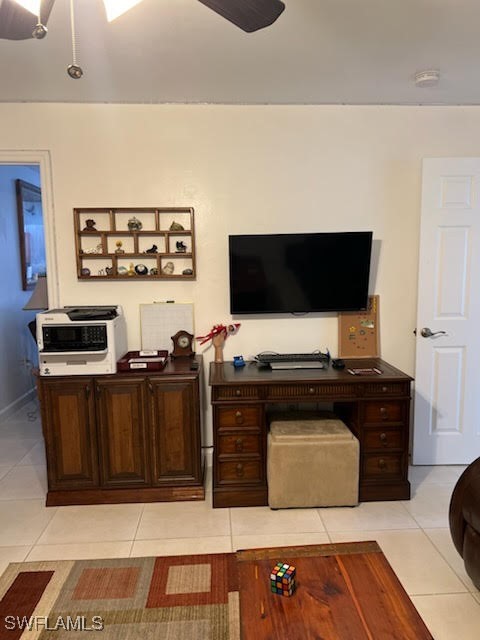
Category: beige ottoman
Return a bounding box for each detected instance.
[267,415,359,508]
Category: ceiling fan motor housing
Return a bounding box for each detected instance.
[197,0,285,33]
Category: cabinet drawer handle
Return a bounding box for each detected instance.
[236,463,244,477]
[96,385,101,395]
[378,458,387,470]
[379,432,388,446]
[379,407,388,419]
[235,389,241,397]
[235,411,244,425]
[235,438,244,452]
[382,386,388,393]
[308,387,315,395]
[85,385,90,398]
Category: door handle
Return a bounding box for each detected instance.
[420,327,447,338]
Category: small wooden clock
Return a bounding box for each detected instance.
[171,330,195,358]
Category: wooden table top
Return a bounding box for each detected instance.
[236,541,433,640]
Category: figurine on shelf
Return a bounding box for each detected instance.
[105,266,113,275]
[127,216,142,231]
[127,262,136,276]
[145,244,158,253]
[135,264,148,275]
[170,221,184,231]
[83,219,97,232]
[115,240,125,254]
[176,241,187,253]
[162,261,174,275]
[182,268,193,276]
[149,267,158,276]
[80,267,91,276]
[196,323,241,364]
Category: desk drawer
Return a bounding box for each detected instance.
[215,386,260,400]
[217,459,262,484]
[363,401,403,424]
[363,453,403,478]
[218,432,261,455]
[266,383,356,401]
[217,406,261,428]
[364,427,403,451]
[362,382,409,397]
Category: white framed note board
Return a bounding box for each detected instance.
[140,303,194,351]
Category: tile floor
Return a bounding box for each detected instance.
[1,401,479,638]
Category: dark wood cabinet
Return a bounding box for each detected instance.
[149,377,201,485]
[37,357,205,506]
[96,377,150,487]
[40,378,99,490]
[210,358,412,508]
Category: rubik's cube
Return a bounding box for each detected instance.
[270,562,296,596]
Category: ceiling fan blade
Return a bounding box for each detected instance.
[0,0,55,40]
[198,0,285,33]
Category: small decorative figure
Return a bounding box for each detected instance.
[170,221,184,231]
[162,261,174,275]
[196,323,241,364]
[135,263,148,275]
[83,219,97,232]
[149,267,158,276]
[127,262,136,276]
[182,268,193,276]
[270,563,296,597]
[85,243,103,254]
[105,266,113,275]
[115,240,125,254]
[127,216,143,231]
[80,267,91,277]
[176,241,187,253]
[98,268,105,276]
[145,244,158,253]
[118,266,128,275]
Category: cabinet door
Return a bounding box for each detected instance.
[96,378,150,487]
[40,378,99,490]
[149,377,201,485]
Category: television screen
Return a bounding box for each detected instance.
[229,231,373,314]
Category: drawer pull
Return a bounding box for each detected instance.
[380,407,388,420]
[235,438,244,452]
[382,386,388,392]
[378,458,387,470]
[235,389,241,397]
[308,387,315,395]
[235,411,244,425]
[236,463,244,477]
[379,432,387,446]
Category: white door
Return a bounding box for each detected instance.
[413,158,480,465]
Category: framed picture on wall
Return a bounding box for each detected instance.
[16,179,46,291]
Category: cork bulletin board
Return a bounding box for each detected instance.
[338,295,380,358]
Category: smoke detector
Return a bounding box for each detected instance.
[414,70,440,87]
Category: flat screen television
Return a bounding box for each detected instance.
[229,231,373,314]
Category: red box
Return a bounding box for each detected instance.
[117,350,168,372]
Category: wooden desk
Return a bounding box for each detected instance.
[237,542,433,640]
[209,358,412,508]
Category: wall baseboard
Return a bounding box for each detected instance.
[0,388,36,425]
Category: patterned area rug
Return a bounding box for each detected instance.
[0,554,240,639]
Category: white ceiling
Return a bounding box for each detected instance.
[1,0,480,105]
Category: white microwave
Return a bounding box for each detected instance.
[36,306,127,376]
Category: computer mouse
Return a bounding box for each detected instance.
[332,358,345,370]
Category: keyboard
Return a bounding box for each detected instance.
[270,361,326,370]
[256,352,328,364]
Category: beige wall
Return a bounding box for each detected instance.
[1,103,478,436]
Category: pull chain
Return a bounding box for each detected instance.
[67,0,83,78]
[32,5,48,39]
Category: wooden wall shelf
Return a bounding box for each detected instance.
[74,207,196,281]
